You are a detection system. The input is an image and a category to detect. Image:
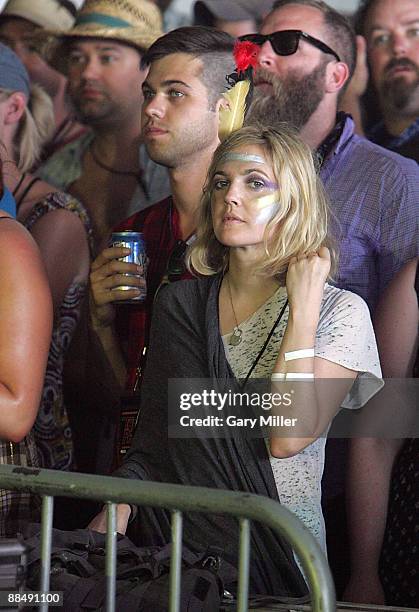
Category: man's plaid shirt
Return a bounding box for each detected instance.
[113,196,193,389]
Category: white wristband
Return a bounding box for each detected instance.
[284,348,315,362]
[285,372,315,380]
[271,372,286,381]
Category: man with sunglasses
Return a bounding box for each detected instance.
[246,0,419,598]
[247,0,419,312]
[88,27,234,472]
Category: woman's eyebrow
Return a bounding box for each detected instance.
[243,168,271,178]
[213,169,276,185]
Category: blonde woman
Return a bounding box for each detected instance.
[90,126,381,595]
[0,43,91,471]
[0,192,52,534]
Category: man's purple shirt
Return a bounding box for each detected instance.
[321,116,419,311]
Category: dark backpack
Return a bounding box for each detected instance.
[23,525,229,611]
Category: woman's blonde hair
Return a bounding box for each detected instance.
[188,124,336,280]
[0,84,55,172]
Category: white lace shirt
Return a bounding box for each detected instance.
[222,283,382,554]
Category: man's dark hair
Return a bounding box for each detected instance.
[141,26,235,107]
[271,0,357,80]
[354,0,378,35]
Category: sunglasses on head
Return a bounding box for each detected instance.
[239,30,340,62]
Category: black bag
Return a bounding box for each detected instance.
[24,525,227,611]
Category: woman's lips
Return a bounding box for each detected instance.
[223,215,244,223]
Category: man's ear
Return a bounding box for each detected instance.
[325,61,349,95]
[3,92,27,126]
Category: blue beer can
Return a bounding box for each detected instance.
[111,231,147,302]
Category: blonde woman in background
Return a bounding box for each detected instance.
[0,42,91,471]
[0,172,52,535]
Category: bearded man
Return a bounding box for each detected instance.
[356,0,419,161]
[246,0,419,312]
[245,0,419,598]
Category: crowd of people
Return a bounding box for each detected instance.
[0,0,417,607]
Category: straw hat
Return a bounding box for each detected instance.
[57,0,162,49]
[31,0,163,74]
[38,0,163,71]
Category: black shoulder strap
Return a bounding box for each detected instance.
[12,172,26,197]
[14,176,42,208]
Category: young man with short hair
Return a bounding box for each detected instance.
[89,25,234,462]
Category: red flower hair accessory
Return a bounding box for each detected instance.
[218,40,260,141]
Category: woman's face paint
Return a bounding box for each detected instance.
[222,152,266,164]
[211,144,281,248]
[252,191,281,225]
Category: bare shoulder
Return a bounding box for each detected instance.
[0,214,34,246]
[0,216,43,272]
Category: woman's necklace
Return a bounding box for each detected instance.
[226,276,243,346]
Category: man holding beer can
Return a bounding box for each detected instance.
[89,27,236,466]
[110,232,147,303]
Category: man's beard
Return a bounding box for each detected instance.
[145,113,217,169]
[73,99,115,125]
[380,57,419,116]
[247,60,328,131]
[70,85,117,126]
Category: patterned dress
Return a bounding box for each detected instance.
[22,191,92,470]
[379,438,419,607]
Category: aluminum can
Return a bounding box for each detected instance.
[111,231,147,302]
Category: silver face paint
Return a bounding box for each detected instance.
[223,153,266,164]
[252,191,281,225]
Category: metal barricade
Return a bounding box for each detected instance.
[0,464,335,612]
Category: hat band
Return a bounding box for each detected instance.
[75,12,133,29]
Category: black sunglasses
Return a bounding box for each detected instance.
[167,239,187,283]
[240,30,340,62]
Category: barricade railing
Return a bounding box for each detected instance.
[0,464,335,612]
